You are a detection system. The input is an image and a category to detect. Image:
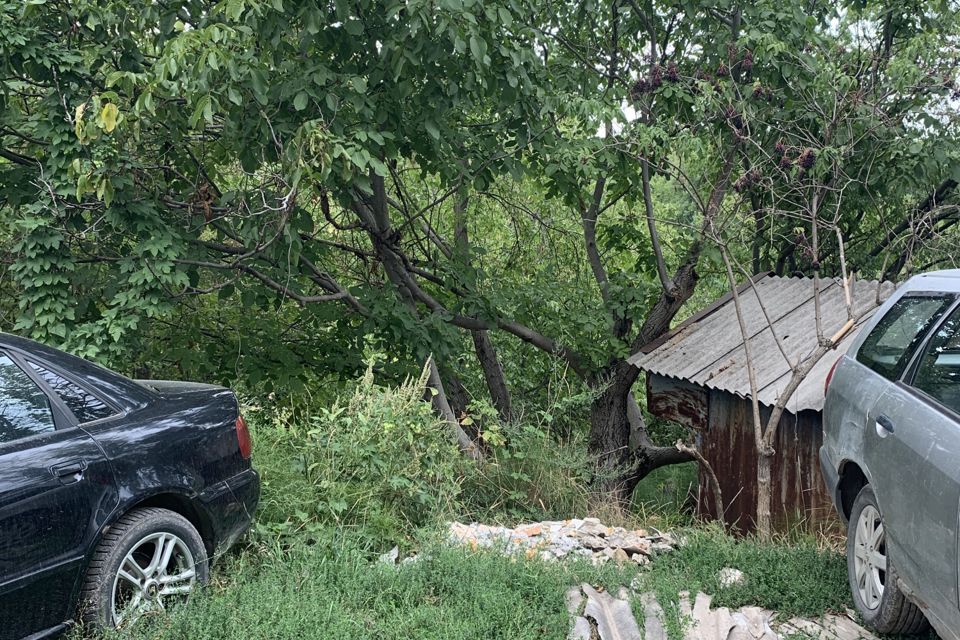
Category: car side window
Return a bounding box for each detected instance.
[0,354,56,443]
[27,361,117,424]
[856,295,954,381]
[911,306,960,413]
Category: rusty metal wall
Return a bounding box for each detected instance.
[692,389,836,533]
[647,374,708,431]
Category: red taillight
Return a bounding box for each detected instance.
[235,414,252,459]
[824,357,841,397]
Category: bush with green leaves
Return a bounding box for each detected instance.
[460,421,593,523]
[275,364,469,548]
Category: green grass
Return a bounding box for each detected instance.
[631,462,698,529]
[99,540,638,640]
[637,526,851,639]
[87,524,877,640]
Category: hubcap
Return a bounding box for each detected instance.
[853,505,887,610]
[110,531,197,627]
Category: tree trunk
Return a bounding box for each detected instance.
[442,367,481,441]
[588,364,695,505]
[588,377,635,501]
[471,329,513,423]
[585,248,705,505]
[426,359,481,460]
[751,191,766,274]
[355,175,485,456]
[756,450,773,538]
[454,185,515,425]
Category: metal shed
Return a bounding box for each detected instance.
[630,274,895,532]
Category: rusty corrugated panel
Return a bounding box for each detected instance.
[695,392,836,533]
[647,375,708,430]
[632,276,895,413]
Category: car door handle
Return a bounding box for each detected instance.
[876,414,895,434]
[51,460,87,484]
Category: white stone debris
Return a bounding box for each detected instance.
[638,591,884,640]
[378,546,400,565]
[445,518,676,565]
[718,567,746,588]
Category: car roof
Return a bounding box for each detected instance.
[901,270,960,294]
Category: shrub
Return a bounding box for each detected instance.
[258,364,469,549]
[461,422,593,523]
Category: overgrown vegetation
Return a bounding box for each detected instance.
[65,371,861,640]
[6,0,959,636]
[101,544,632,640]
[248,363,597,548]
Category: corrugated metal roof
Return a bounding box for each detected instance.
[629,275,896,413]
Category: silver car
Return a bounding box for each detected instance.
[822,270,960,638]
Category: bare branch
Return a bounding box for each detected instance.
[641,157,674,292]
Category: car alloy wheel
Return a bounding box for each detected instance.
[110,531,198,626]
[852,504,886,610]
[81,507,209,632]
[845,486,928,634]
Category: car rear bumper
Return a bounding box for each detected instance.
[200,468,260,557]
[818,445,843,521]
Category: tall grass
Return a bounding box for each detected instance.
[102,542,638,640]
[248,364,600,551]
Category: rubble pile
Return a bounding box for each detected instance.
[446,518,677,565]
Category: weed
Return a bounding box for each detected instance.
[636,526,852,639]
[461,423,593,523]
[99,541,638,640]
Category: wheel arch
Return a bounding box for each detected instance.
[838,459,870,521]
[91,489,217,564]
[125,493,216,557]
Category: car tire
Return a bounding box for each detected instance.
[78,507,209,630]
[846,486,928,634]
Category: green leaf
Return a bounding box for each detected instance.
[96,177,114,208]
[224,0,245,20]
[294,91,309,111]
[189,94,213,128]
[101,103,119,133]
[469,35,486,61]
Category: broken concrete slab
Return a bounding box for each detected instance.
[639,592,667,640]
[646,591,878,640]
[779,614,881,640]
[583,583,643,640]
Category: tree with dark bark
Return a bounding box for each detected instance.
[1,0,958,505]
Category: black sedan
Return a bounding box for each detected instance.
[0,333,259,639]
